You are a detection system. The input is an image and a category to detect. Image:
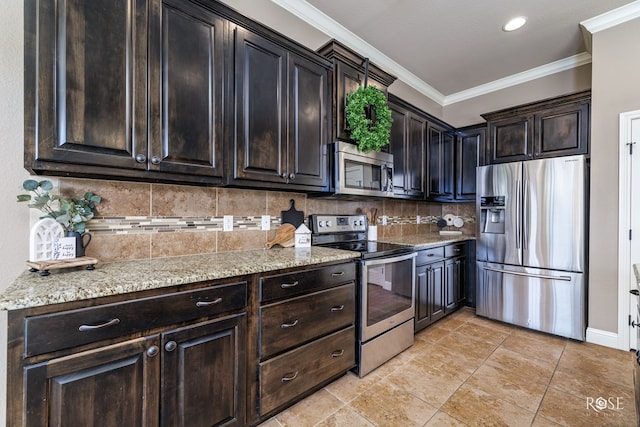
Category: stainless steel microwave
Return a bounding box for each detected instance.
[334,141,394,197]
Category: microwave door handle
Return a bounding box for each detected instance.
[382,165,392,192]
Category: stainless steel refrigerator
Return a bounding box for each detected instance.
[476,155,587,340]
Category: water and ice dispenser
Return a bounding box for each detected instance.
[480,196,505,234]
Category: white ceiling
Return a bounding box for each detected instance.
[270,0,639,105]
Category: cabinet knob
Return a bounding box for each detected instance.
[281,172,288,180]
[135,154,146,163]
[289,173,295,180]
[165,341,177,352]
[151,156,161,165]
[146,345,160,357]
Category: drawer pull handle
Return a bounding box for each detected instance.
[281,371,299,382]
[281,281,299,289]
[331,349,345,358]
[281,319,299,328]
[196,297,223,307]
[427,253,435,257]
[78,318,120,331]
[331,305,345,312]
[331,271,345,277]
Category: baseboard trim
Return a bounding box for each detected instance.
[586,327,619,349]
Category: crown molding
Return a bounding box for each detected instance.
[580,0,640,52]
[271,0,623,106]
[270,0,446,104]
[443,52,593,106]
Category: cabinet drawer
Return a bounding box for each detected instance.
[24,281,247,357]
[260,284,355,358]
[260,262,356,302]
[445,243,467,258]
[416,247,445,265]
[259,326,355,415]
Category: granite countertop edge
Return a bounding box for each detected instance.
[1,234,475,311]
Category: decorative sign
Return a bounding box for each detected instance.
[29,218,64,262]
[53,237,76,260]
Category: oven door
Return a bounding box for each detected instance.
[360,251,416,342]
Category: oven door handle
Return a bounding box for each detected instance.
[361,251,417,267]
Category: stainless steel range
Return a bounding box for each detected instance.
[310,214,416,377]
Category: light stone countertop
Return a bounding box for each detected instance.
[0,247,359,311]
[379,233,475,248]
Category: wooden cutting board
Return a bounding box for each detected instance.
[280,199,304,228]
[265,224,296,248]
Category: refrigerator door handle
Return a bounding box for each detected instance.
[523,179,529,250]
[515,180,521,249]
[482,266,572,282]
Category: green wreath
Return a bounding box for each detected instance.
[345,86,392,153]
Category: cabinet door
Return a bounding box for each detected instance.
[456,257,467,304]
[445,257,463,312]
[148,0,226,177]
[161,313,246,427]
[287,54,329,188]
[534,100,589,158]
[24,336,160,426]
[389,102,408,196]
[430,261,446,322]
[406,113,426,198]
[26,0,148,170]
[427,124,453,200]
[415,264,430,331]
[488,115,533,163]
[456,126,482,201]
[333,61,387,142]
[234,27,287,183]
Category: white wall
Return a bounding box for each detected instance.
[0,0,29,293]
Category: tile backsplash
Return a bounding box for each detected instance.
[57,178,475,262]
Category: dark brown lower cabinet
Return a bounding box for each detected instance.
[22,313,246,427]
[24,336,161,426]
[415,242,469,332]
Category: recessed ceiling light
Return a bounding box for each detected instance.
[503,16,527,32]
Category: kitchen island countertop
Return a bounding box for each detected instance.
[0,247,359,311]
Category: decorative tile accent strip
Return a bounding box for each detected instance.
[87,216,281,235]
[87,214,475,235]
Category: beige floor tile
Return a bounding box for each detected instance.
[437,331,500,363]
[425,411,470,426]
[565,340,634,366]
[315,406,376,427]
[485,346,557,386]
[386,357,468,407]
[500,333,565,362]
[441,383,536,427]
[453,321,510,346]
[436,315,468,330]
[549,367,635,403]
[415,323,454,342]
[556,348,634,388]
[468,316,517,334]
[511,326,569,347]
[274,389,344,427]
[257,417,282,427]
[531,415,564,426]
[466,363,547,412]
[411,342,483,377]
[537,386,636,427]
[324,371,382,403]
[349,379,438,427]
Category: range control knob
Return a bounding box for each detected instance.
[318,220,325,228]
[326,220,332,228]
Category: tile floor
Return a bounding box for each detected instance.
[259,308,637,427]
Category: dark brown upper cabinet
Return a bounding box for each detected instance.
[232,27,330,190]
[455,124,484,201]
[388,95,426,199]
[482,90,590,165]
[318,40,396,143]
[25,0,228,184]
[427,122,455,201]
[148,0,227,179]
[24,0,150,174]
